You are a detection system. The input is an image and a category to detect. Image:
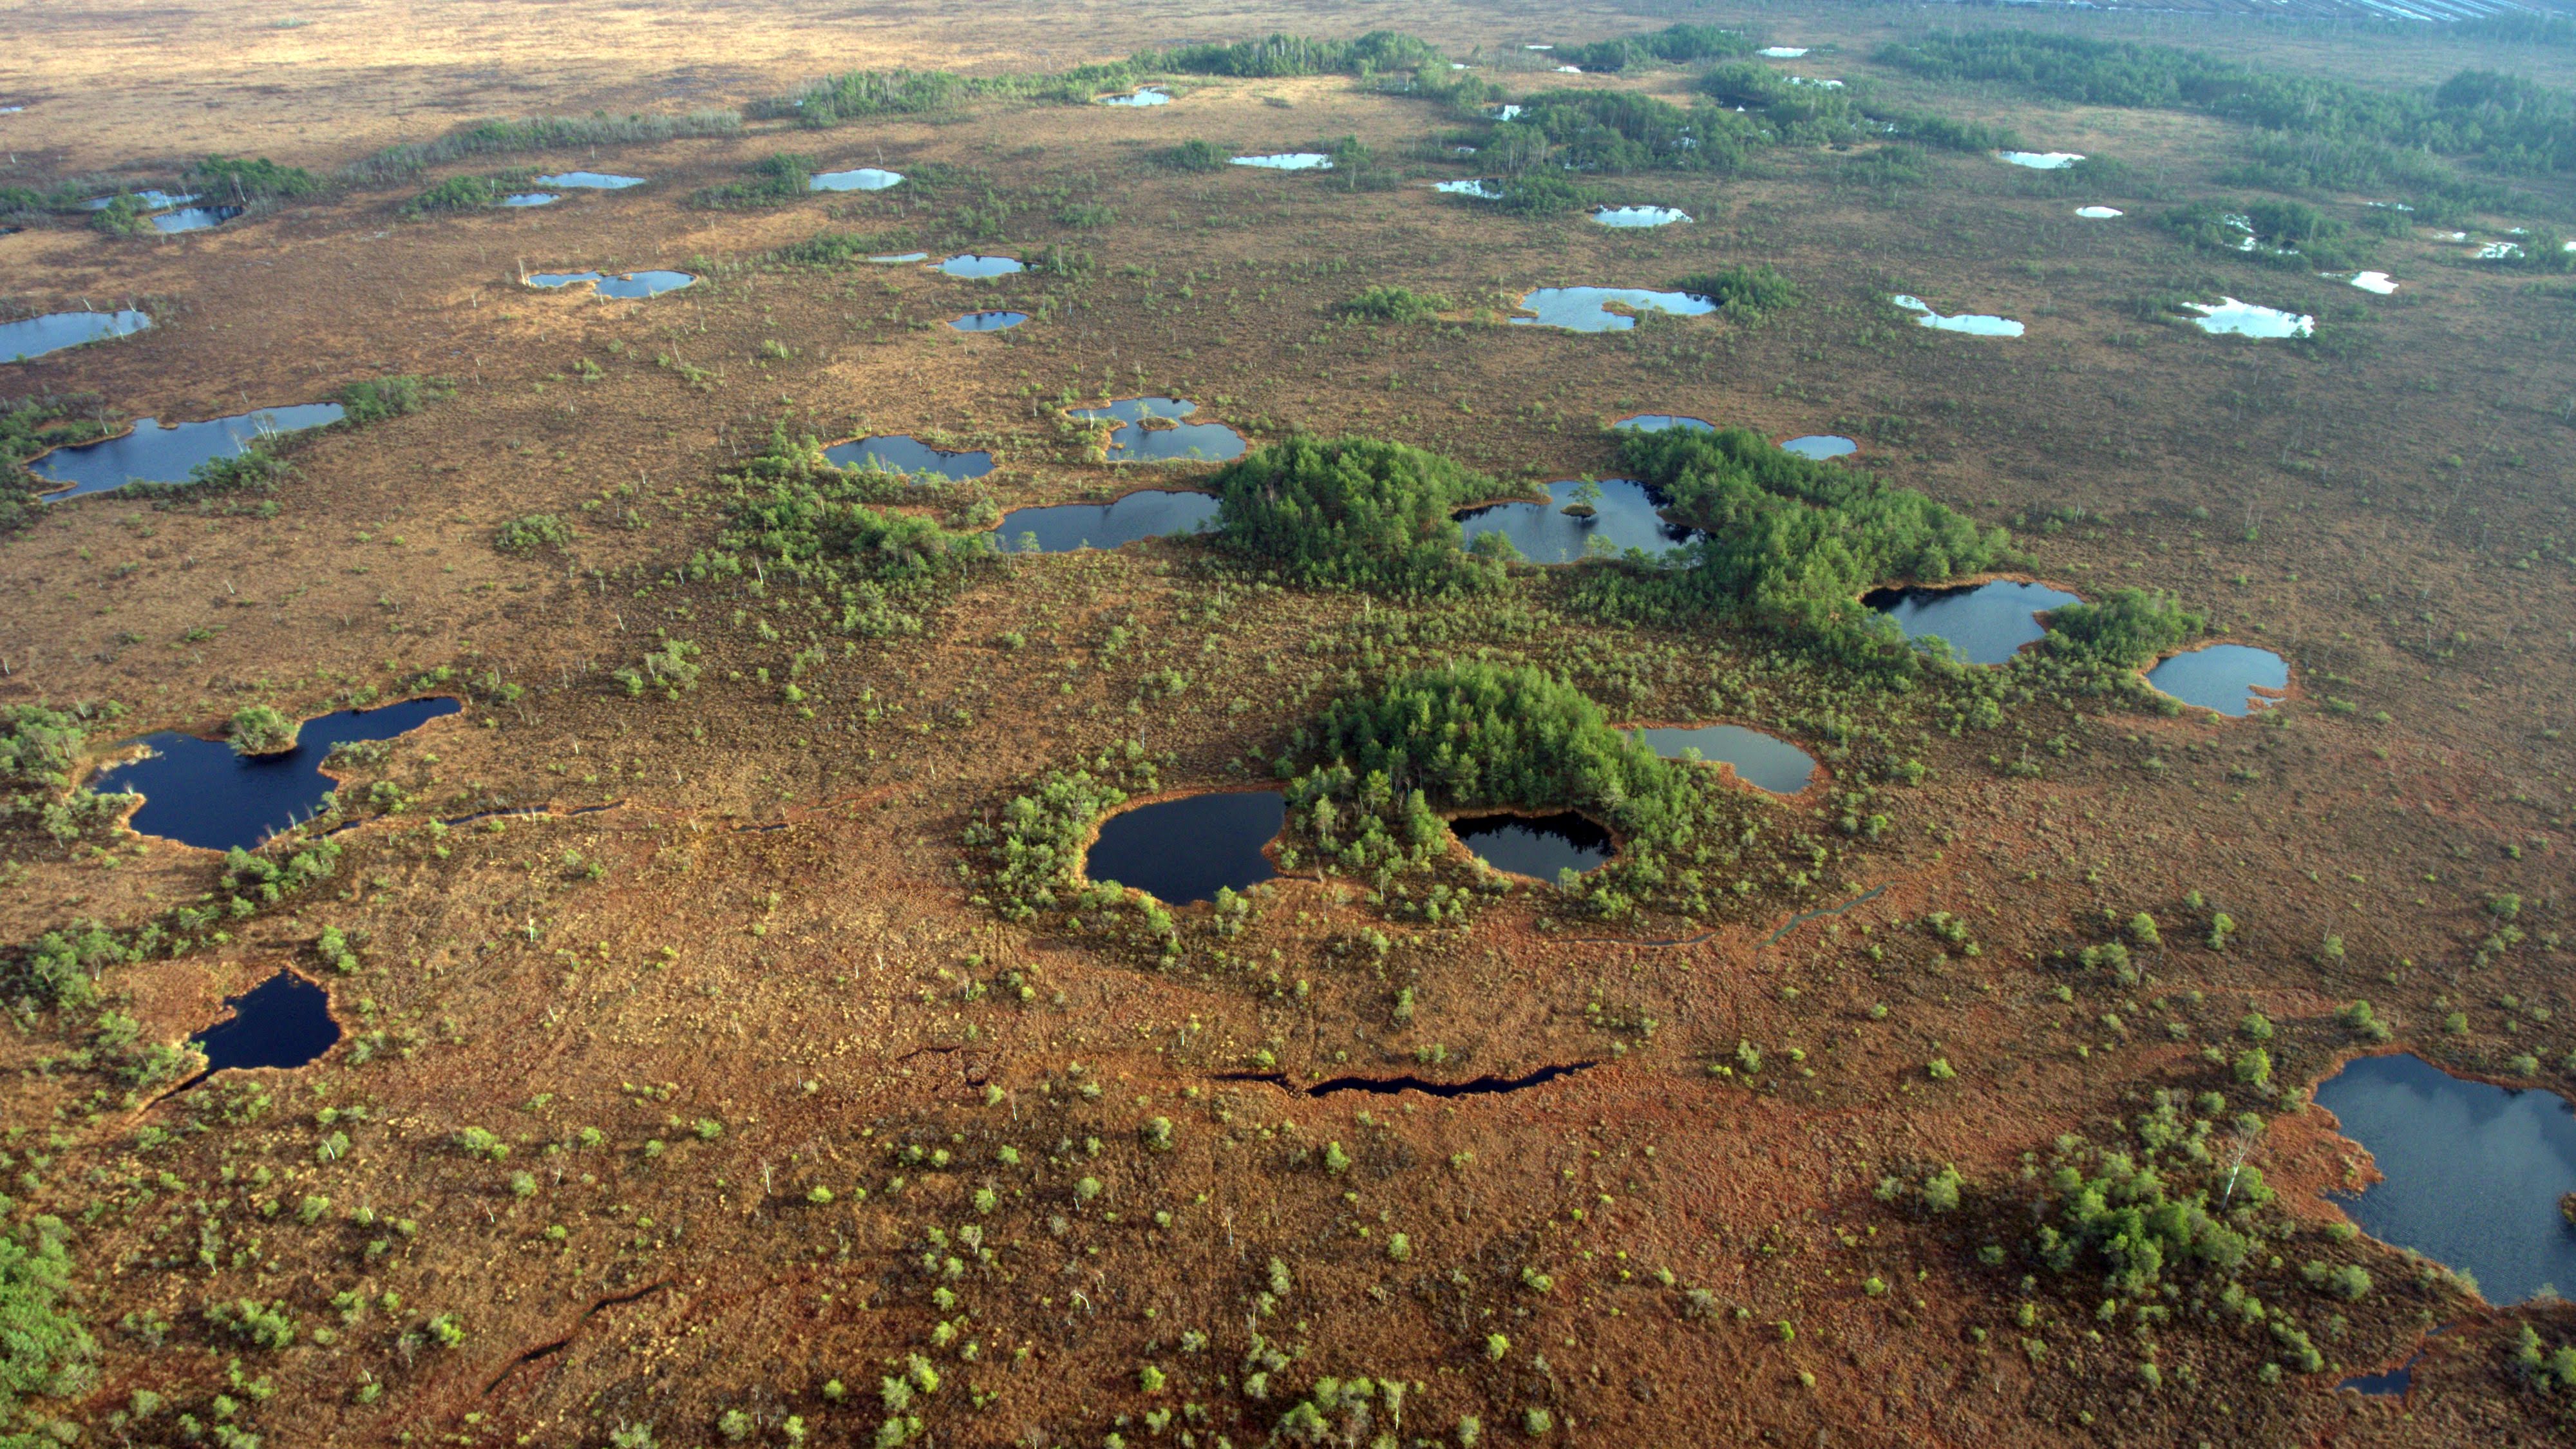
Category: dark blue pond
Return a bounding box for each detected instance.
[2145,645,2289,717]
[92,697,462,851]
[1,309,153,363]
[951,311,1029,332]
[824,434,992,480]
[991,490,1220,553]
[2318,1053,2576,1305]
[1864,580,2082,665]
[190,972,339,1074]
[1083,791,1283,905]
[1065,398,1244,463]
[938,254,1024,278]
[1628,724,1816,793]
[1455,479,1693,565]
[1454,812,1612,880]
[33,404,346,500]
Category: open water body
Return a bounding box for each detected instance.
[1513,287,1716,334]
[1593,206,1690,227]
[1996,151,2083,168]
[2144,644,2289,716]
[1097,88,1171,107]
[33,403,345,499]
[1453,813,1613,880]
[1,310,152,362]
[1781,435,1857,460]
[2316,1053,2576,1304]
[1066,397,1244,462]
[1628,725,1817,793]
[824,435,992,480]
[1610,415,1713,433]
[938,254,1024,278]
[1866,580,2081,664]
[810,168,904,191]
[1231,154,1333,171]
[2184,298,2314,339]
[950,311,1029,332]
[1083,791,1283,905]
[991,490,1219,553]
[91,697,462,851]
[525,269,697,298]
[151,206,242,233]
[1891,294,2023,337]
[535,172,644,189]
[191,972,340,1074]
[503,193,559,207]
[1455,479,1692,564]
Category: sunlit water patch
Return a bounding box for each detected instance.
[2181,297,2313,339]
[869,252,929,263]
[824,435,992,481]
[991,490,1220,553]
[525,269,697,298]
[950,310,1029,332]
[2344,271,2398,295]
[1592,205,1690,228]
[33,404,345,499]
[1996,151,2083,169]
[1759,46,1810,57]
[92,697,462,851]
[1610,414,1714,433]
[1097,88,1171,107]
[2317,1053,2576,1305]
[535,171,645,189]
[1453,813,1612,880]
[1083,791,1283,905]
[1866,580,2081,664]
[2074,205,2124,218]
[502,193,560,207]
[1,309,153,362]
[1627,725,1816,793]
[1455,479,1693,564]
[82,190,196,211]
[1781,435,1856,460]
[1513,287,1716,333]
[1890,294,2023,337]
[1066,397,1244,462]
[938,253,1023,278]
[1435,179,1502,199]
[151,205,242,234]
[1231,153,1334,171]
[810,167,904,191]
[2143,644,2288,716]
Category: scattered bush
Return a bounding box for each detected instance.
[494,514,574,554]
[227,705,300,756]
[1669,263,1803,323]
[1337,285,1450,322]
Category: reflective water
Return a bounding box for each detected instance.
[1610,414,1714,433]
[502,193,560,207]
[1866,580,2081,664]
[950,310,1030,332]
[535,171,645,189]
[525,269,697,298]
[1627,724,1816,793]
[2183,298,2313,339]
[2318,1053,2576,1305]
[191,972,339,1074]
[2074,205,2124,219]
[1453,812,1612,879]
[0,309,153,362]
[1759,46,1810,57]
[1083,791,1283,905]
[2345,271,2399,295]
[824,435,992,480]
[150,206,242,234]
[33,404,346,499]
[1231,153,1334,171]
[1996,151,2083,168]
[810,167,904,191]
[1593,205,1691,228]
[1513,287,1717,333]
[1455,479,1692,564]
[1891,294,2024,337]
[1435,178,1502,199]
[938,253,1023,278]
[1098,88,1171,107]
[868,252,929,263]
[93,697,462,851]
[2143,644,2289,716]
[1781,435,1856,460]
[991,490,1220,553]
[82,190,196,211]
[1066,397,1245,462]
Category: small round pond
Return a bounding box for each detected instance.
[938,253,1023,278]
[951,310,1030,332]
[1610,414,1714,433]
[92,697,463,851]
[1097,88,1171,107]
[152,206,242,234]
[535,171,645,190]
[1455,479,1693,565]
[503,193,560,207]
[526,269,697,299]
[1513,287,1716,334]
[1592,205,1690,228]
[2,309,153,363]
[2317,1053,2576,1305]
[1454,813,1612,880]
[1231,153,1333,171]
[2074,205,2124,219]
[2183,298,2313,339]
[1996,150,2083,169]
[1066,397,1245,463]
[1627,725,1816,793]
[991,490,1220,553]
[33,403,346,500]
[1891,294,2023,337]
[1866,580,2081,665]
[824,435,992,481]
[1083,791,1283,905]
[810,167,904,192]
[191,972,340,1074]
[2143,644,2289,717]
[1780,434,1856,460]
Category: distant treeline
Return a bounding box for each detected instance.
[1879,30,2576,183]
[341,111,742,185]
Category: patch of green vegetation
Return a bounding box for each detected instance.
[690,153,815,209]
[2043,589,2206,668]
[228,705,300,756]
[88,195,151,236]
[0,701,136,846]
[493,515,575,555]
[0,1216,93,1421]
[332,375,444,426]
[402,174,504,215]
[1555,23,1754,73]
[1338,285,1451,323]
[1670,264,1803,323]
[1160,139,1227,173]
[1698,63,1870,146]
[765,229,917,267]
[1494,90,1761,175]
[1490,173,1601,216]
[1211,436,1509,599]
[1883,112,2023,153]
[341,112,739,185]
[188,155,325,199]
[1145,31,1441,79]
[2162,199,2373,270]
[0,397,118,532]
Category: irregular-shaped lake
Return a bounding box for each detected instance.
[191,972,340,1074]
[525,269,697,298]
[1066,397,1245,462]
[502,193,560,207]
[1627,724,1817,793]
[1083,791,1283,905]
[1,309,153,362]
[810,167,904,191]
[91,697,463,851]
[535,172,645,189]
[824,435,992,481]
[1866,580,2081,665]
[1891,294,2023,337]
[2183,298,2313,339]
[1609,414,1714,433]
[33,403,346,500]
[991,489,1220,553]
[1593,205,1691,228]
[1780,435,1856,460]
[1513,287,1716,334]
[1455,479,1693,564]
[2317,1052,2576,1305]
[938,253,1023,278]
[1454,812,1612,880]
[1231,153,1333,171]
[2143,644,2288,716]
[950,311,1029,332]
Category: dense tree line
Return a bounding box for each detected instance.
[1211,436,1511,598]
[2042,588,2205,667]
[1555,23,1756,73]
[1490,90,1764,175]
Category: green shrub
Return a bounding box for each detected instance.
[0,1217,92,1419]
[1669,264,1803,323]
[1162,138,1226,172]
[494,515,574,554]
[691,153,815,209]
[404,174,501,214]
[188,155,325,199]
[1210,435,1506,598]
[1338,285,1450,322]
[332,375,442,425]
[2043,589,2204,668]
[228,705,300,756]
[1490,173,1600,216]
